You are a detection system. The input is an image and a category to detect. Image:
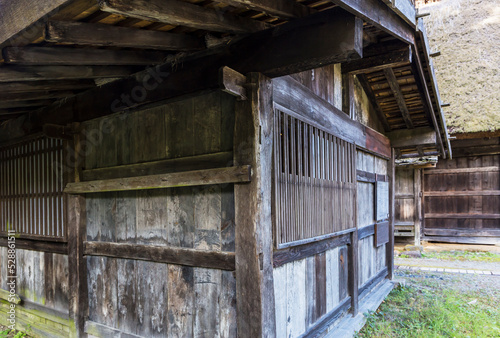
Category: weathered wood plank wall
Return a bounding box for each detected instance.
[422,137,500,245]
[0,248,71,337]
[357,151,388,295]
[83,91,237,337]
[394,167,422,244]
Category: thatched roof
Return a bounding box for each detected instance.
[419,0,500,135]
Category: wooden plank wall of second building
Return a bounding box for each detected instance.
[82,90,237,337]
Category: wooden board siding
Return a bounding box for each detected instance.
[273,246,348,337]
[0,248,71,337]
[422,138,500,244]
[356,151,388,294]
[83,91,237,336]
[395,167,422,243]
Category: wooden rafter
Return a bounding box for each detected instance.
[383,68,414,129]
[0,80,95,94]
[45,20,205,51]
[356,74,391,132]
[0,65,137,82]
[342,46,412,75]
[215,0,314,18]
[3,46,169,66]
[98,0,271,34]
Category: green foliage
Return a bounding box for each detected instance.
[356,283,500,337]
[420,250,500,262]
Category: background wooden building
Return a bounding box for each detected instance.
[0,0,450,337]
[394,0,500,246]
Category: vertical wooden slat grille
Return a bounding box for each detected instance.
[273,109,356,247]
[0,136,65,240]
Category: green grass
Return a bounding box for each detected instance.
[420,251,500,262]
[355,282,500,338]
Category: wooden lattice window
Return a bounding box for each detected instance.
[0,136,66,241]
[273,109,356,248]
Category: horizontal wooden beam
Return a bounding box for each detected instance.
[356,170,388,183]
[218,0,314,18]
[0,65,137,82]
[359,267,388,300]
[329,0,415,44]
[0,80,95,93]
[0,91,75,102]
[0,100,54,109]
[81,151,233,181]
[425,213,500,220]
[358,224,375,240]
[452,145,500,157]
[424,190,500,197]
[0,237,68,254]
[273,233,351,267]
[99,0,270,34]
[424,166,500,175]
[65,165,251,194]
[342,46,412,75]
[85,321,142,338]
[45,20,205,51]
[3,46,168,66]
[388,127,436,148]
[300,297,351,338]
[219,67,247,100]
[424,228,500,238]
[84,241,236,271]
[0,7,363,142]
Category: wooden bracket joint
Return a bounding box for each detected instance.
[219,66,247,100]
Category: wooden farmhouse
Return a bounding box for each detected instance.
[0,0,450,337]
[395,0,500,246]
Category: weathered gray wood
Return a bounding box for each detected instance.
[219,67,247,100]
[325,247,340,313]
[348,231,359,315]
[99,0,270,34]
[387,149,395,280]
[273,265,287,337]
[388,127,437,148]
[3,46,168,66]
[342,46,412,75]
[425,213,500,219]
[358,267,388,301]
[338,246,348,301]
[424,229,500,237]
[376,181,390,221]
[65,165,252,194]
[452,145,500,157]
[375,222,389,247]
[424,190,500,197]
[0,238,67,254]
[0,65,136,82]
[0,0,72,46]
[414,169,422,245]
[329,0,415,44]
[85,241,235,271]
[356,73,391,132]
[287,259,306,336]
[422,236,500,245]
[45,20,204,51]
[85,320,143,337]
[273,233,351,267]
[234,73,276,336]
[424,166,499,174]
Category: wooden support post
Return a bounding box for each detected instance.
[67,125,88,337]
[387,149,396,280]
[342,73,355,118]
[234,73,276,337]
[348,230,359,315]
[413,169,422,246]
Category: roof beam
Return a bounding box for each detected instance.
[2,46,168,66]
[342,46,412,75]
[0,100,54,109]
[0,0,73,46]
[387,127,436,148]
[0,65,137,82]
[45,20,205,51]
[0,7,362,142]
[215,0,314,18]
[356,74,391,132]
[0,91,75,102]
[383,68,414,129]
[328,0,415,44]
[98,0,270,34]
[0,80,95,94]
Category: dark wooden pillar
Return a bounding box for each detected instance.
[387,148,396,280]
[67,126,88,337]
[234,72,276,337]
[348,230,359,315]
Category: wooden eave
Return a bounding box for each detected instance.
[0,0,447,158]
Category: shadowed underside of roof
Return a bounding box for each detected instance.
[420,0,500,135]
